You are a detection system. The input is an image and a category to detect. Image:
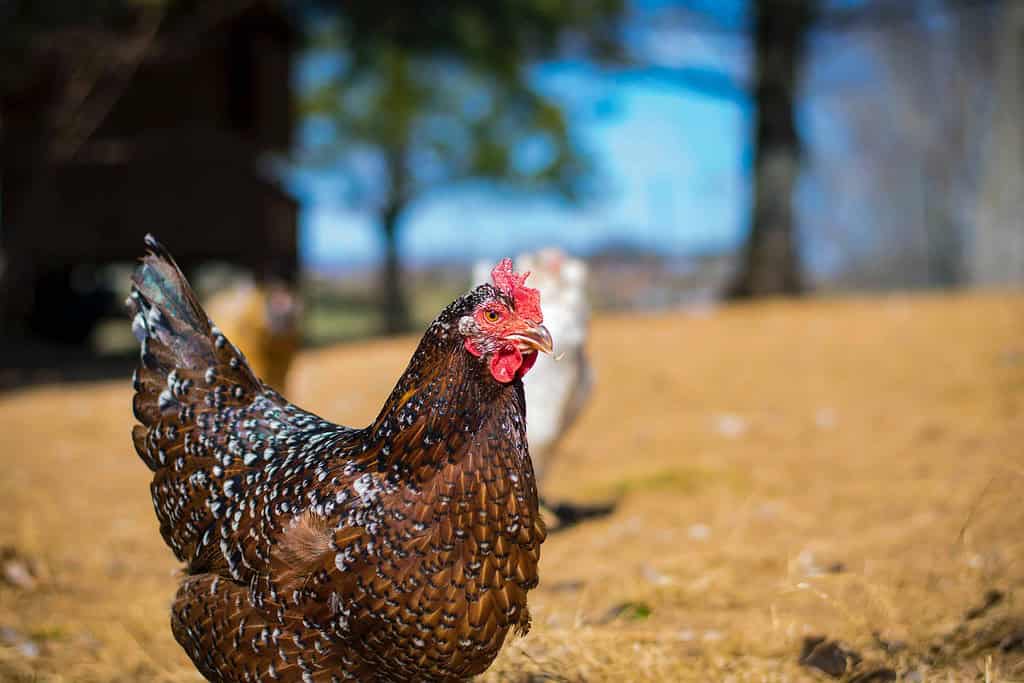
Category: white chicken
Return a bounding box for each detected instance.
[473,248,593,487]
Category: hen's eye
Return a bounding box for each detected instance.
[484,309,501,323]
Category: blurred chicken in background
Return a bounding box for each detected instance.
[204,279,302,392]
[474,248,594,492]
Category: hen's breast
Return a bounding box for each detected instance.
[206,383,548,682]
[340,393,545,680]
[172,395,545,683]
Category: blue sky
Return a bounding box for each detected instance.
[288,0,896,274]
[294,72,750,270]
[290,3,757,271]
[287,0,991,285]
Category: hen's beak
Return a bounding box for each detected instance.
[508,323,554,355]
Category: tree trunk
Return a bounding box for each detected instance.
[380,202,411,334]
[922,146,964,288]
[726,0,814,299]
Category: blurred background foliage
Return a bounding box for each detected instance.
[297,0,624,331]
[0,0,1021,382]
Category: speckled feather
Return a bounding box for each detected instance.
[128,236,545,682]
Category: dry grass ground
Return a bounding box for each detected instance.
[0,292,1022,682]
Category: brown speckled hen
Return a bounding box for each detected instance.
[128,235,552,682]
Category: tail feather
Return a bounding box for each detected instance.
[128,234,260,416]
[130,235,218,374]
[128,234,264,563]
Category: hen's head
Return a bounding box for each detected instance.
[457,258,553,384]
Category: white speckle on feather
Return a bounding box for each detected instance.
[157,389,176,412]
[353,474,374,500]
[131,313,147,341]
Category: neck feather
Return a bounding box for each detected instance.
[365,325,525,476]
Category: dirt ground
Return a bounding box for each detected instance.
[1,292,1022,682]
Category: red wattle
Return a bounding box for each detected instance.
[489,346,523,384]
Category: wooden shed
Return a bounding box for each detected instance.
[0,1,299,342]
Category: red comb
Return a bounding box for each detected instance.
[491,258,542,323]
